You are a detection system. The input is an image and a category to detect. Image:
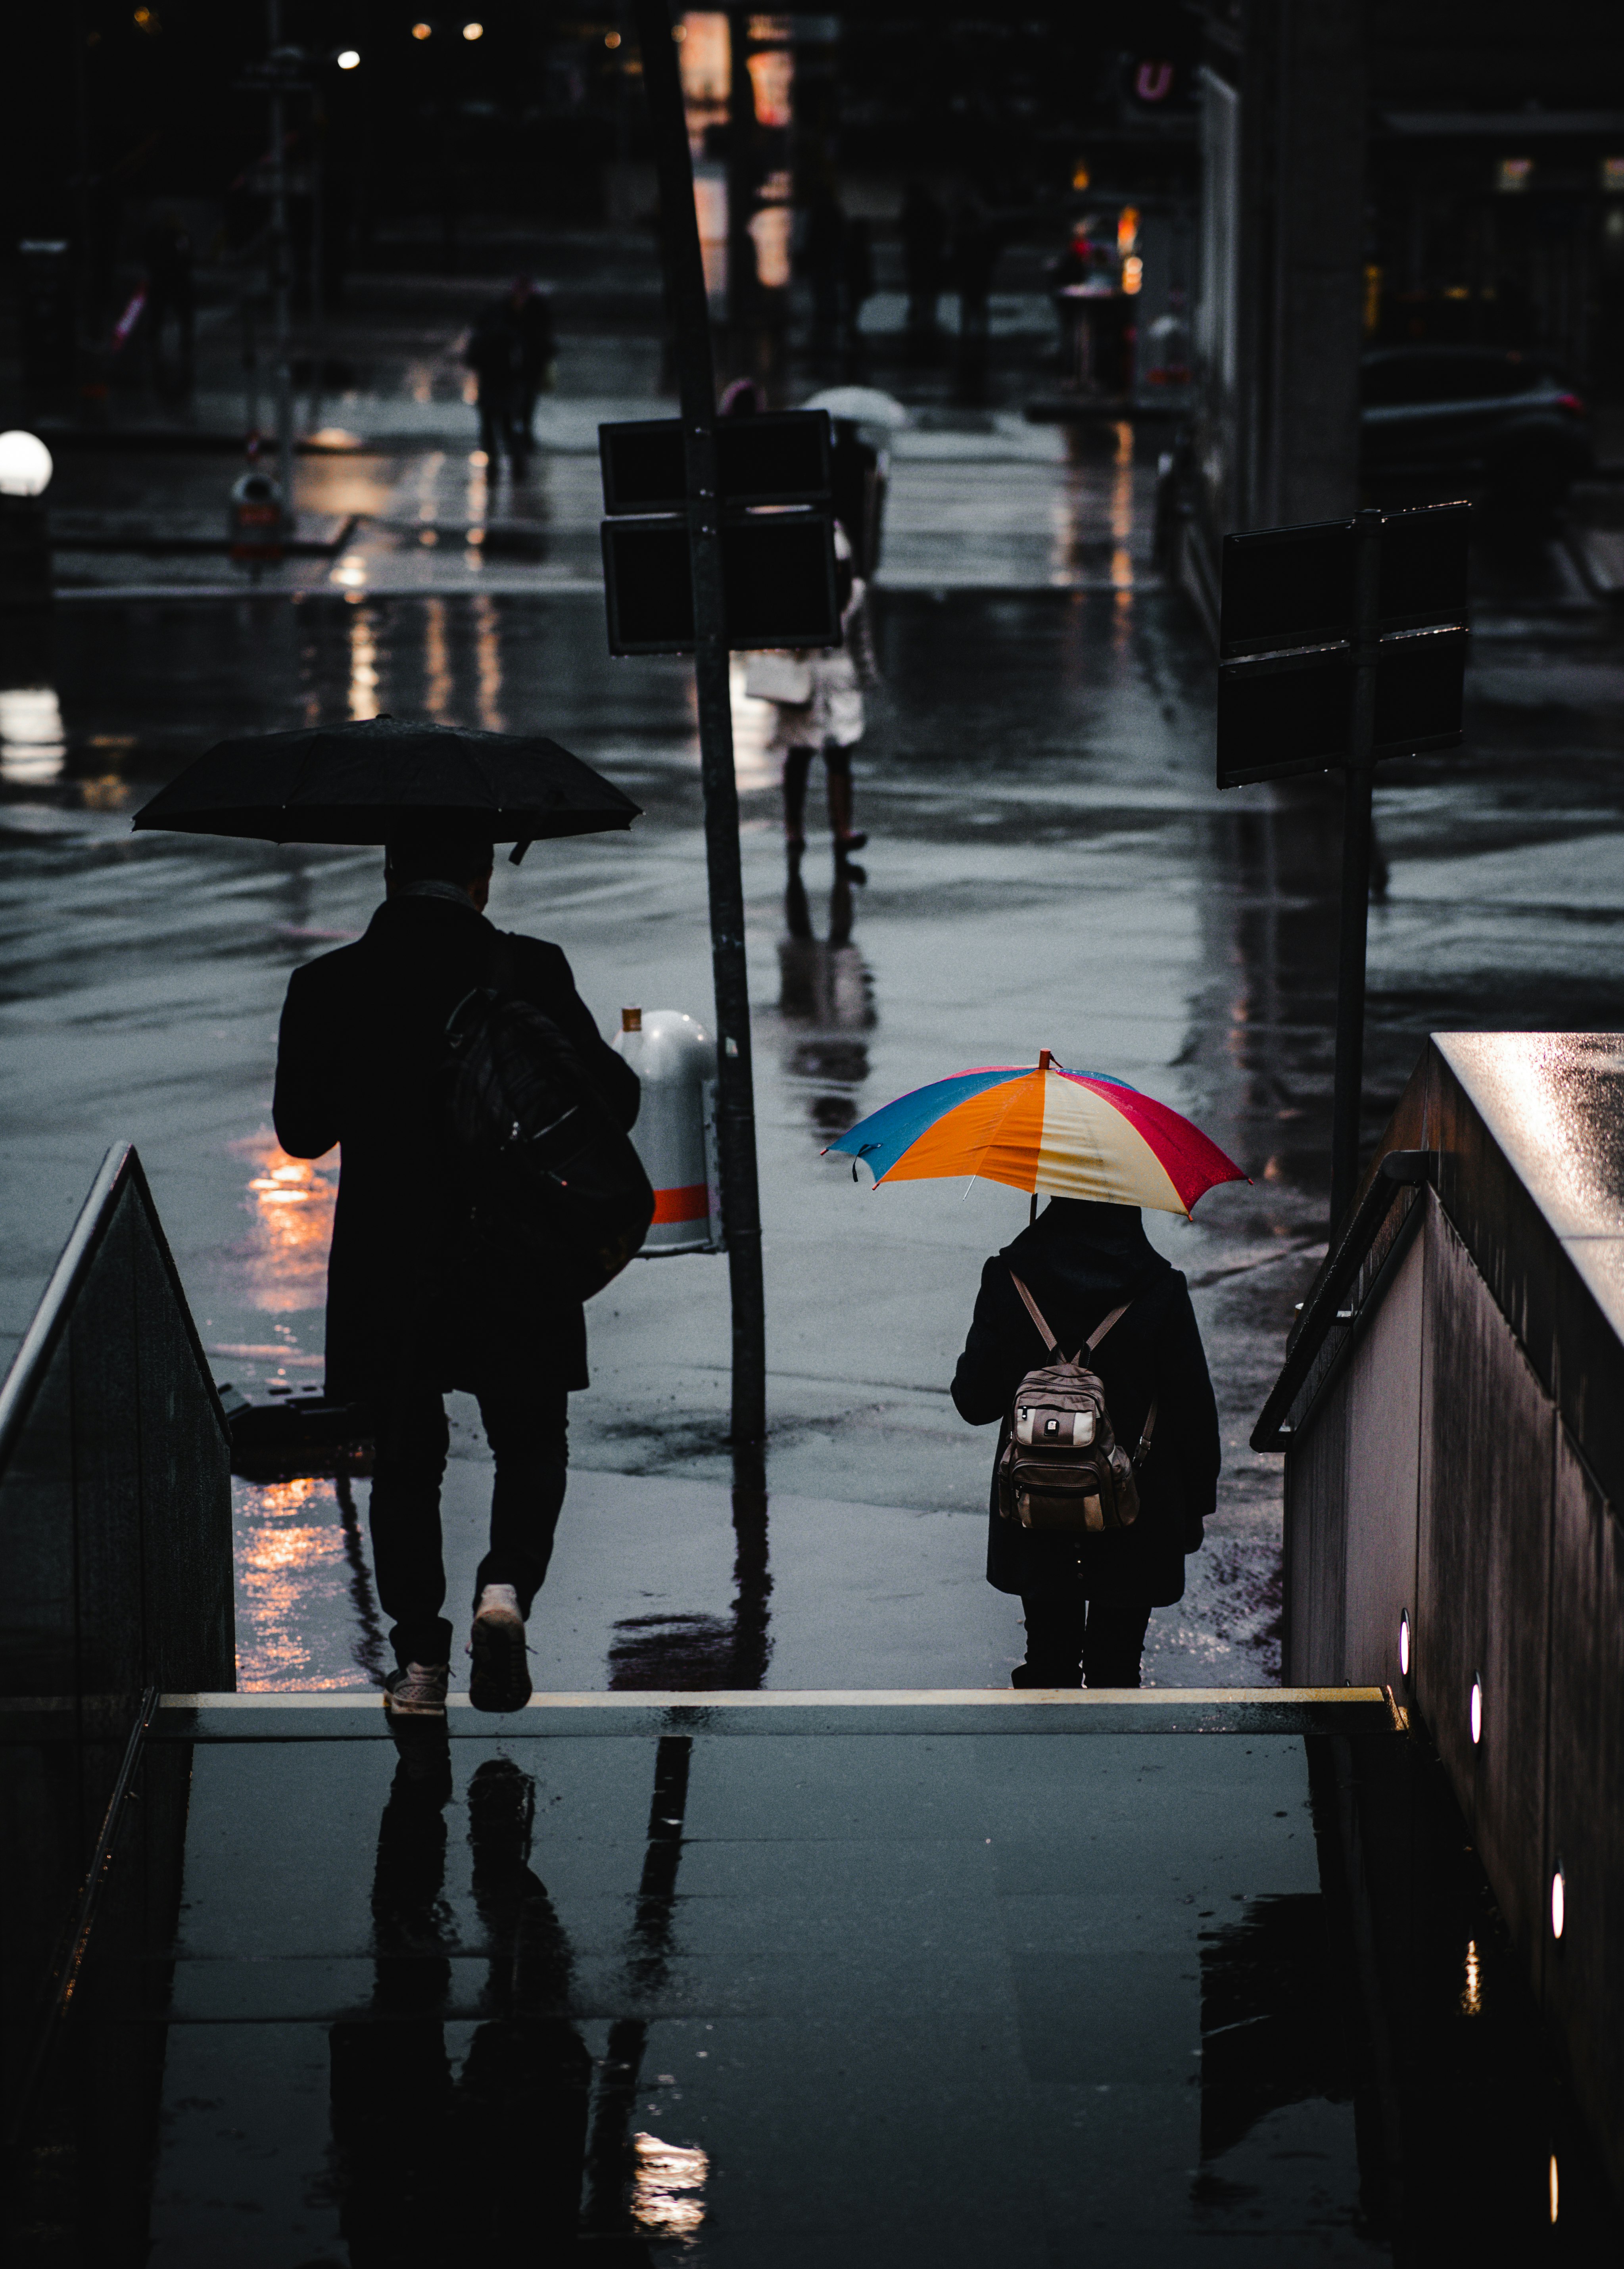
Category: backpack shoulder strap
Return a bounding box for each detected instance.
[1133,1400,1158,1470]
[1008,1270,1059,1356]
[1085,1301,1130,1352]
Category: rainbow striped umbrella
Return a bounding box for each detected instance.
[826,1051,1246,1217]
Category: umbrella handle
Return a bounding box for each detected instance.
[509,839,533,866]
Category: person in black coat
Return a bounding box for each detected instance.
[951,1197,1220,1687]
[465,297,525,469]
[272,830,639,1714]
[511,277,556,443]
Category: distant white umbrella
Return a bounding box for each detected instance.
[801,386,911,432]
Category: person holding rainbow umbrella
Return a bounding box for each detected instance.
[828,1051,1244,1689]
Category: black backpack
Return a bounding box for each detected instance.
[443,954,654,1301]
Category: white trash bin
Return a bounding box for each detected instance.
[613,1007,724,1255]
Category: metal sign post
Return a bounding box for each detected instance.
[1329,510,1383,1234]
[631,0,766,1446]
[266,0,295,529]
[1216,501,1470,1236]
[236,21,309,534]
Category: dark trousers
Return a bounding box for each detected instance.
[477,386,526,466]
[369,1374,569,1667]
[1017,1593,1153,1689]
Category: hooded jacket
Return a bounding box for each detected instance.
[951,1198,1220,1606]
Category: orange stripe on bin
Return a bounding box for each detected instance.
[652,1184,710,1224]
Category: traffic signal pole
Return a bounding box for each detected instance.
[1328,507,1383,1237]
[265,0,296,526]
[633,0,768,1446]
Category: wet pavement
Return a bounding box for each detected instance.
[40,413,1151,599]
[17,1693,1615,2265]
[10,256,1624,2263]
[4,362,1624,1699]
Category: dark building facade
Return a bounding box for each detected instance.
[1183,0,1623,624]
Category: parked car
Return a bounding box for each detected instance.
[1361,346,1591,507]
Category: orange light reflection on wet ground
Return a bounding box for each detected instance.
[229,1133,339,1316]
[234,1474,378,1691]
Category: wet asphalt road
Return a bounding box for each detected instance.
[2,447,1621,1693]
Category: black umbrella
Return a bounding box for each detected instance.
[131,716,640,860]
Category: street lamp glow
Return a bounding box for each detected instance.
[336,48,360,69]
[412,20,432,37]
[0,431,53,497]
[462,19,483,37]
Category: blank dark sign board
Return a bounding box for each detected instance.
[599,424,686,519]
[1217,653,1351,787]
[1219,519,1355,656]
[1372,626,1468,749]
[1378,501,1469,631]
[1219,500,1470,655]
[602,512,840,655]
[600,411,833,515]
[1217,630,1467,788]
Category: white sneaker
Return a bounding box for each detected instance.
[469,1583,532,1714]
[383,1661,449,1717]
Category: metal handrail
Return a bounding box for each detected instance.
[1252,1149,1434,1452]
[0,1141,228,1472]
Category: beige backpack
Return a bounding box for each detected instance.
[996,1271,1157,1534]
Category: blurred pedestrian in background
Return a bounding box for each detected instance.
[142,211,196,392]
[1047,216,1125,394]
[465,286,527,471]
[900,182,947,342]
[803,188,846,364]
[951,193,998,342]
[720,375,766,417]
[842,214,874,364]
[951,1197,1220,1688]
[511,276,557,444]
[747,522,878,866]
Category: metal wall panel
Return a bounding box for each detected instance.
[1269,1036,1624,2200]
[1283,1380,1346,1684]
[1544,1425,1624,2197]
[1342,1222,1424,1689]
[1416,1200,1554,1967]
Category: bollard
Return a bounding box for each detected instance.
[0,430,54,610]
[229,469,286,567]
[613,1006,724,1255]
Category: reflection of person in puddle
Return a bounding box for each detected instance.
[272,828,641,1718]
[329,1741,593,2256]
[778,860,875,1139]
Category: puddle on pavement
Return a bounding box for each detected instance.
[233,1470,386,1689]
[17,1720,1617,2259]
